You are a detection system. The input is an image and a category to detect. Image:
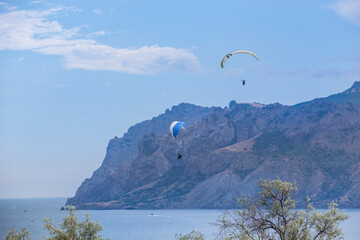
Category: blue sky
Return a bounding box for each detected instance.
[1,0,360,198]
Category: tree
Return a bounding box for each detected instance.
[44,205,106,240]
[175,230,205,240]
[5,228,30,240]
[216,179,349,240]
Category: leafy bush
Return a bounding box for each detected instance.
[6,206,107,240]
[216,178,349,240]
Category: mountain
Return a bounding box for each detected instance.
[67,81,360,209]
[67,103,218,206]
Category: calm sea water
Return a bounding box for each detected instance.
[0,198,359,240]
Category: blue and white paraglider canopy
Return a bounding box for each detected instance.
[170,121,186,138]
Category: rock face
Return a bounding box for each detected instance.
[67,81,360,209]
[67,103,219,206]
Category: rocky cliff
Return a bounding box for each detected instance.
[67,103,218,205]
[67,81,360,209]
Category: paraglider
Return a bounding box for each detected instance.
[170,121,186,160]
[220,50,259,68]
[170,121,186,139]
[221,50,259,86]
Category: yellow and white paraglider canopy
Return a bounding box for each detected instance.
[221,50,259,68]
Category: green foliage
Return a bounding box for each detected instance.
[175,230,205,240]
[5,228,30,240]
[5,206,106,240]
[216,178,349,240]
[44,205,106,240]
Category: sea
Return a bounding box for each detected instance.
[0,198,359,240]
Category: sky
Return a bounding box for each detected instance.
[0,0,360,198]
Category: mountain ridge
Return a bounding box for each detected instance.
[67,81,360,209]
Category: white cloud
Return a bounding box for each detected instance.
[330,0,360,26]
[0,1,17,11]
[0,7,88,50]
[36,44,201,74]
[29,1,43,4]
[93,9,103,15]
[86,30,106,38]
[0,5,202,75]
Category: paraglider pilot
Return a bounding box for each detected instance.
[242,79,246,86]
[170,121,186,160]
